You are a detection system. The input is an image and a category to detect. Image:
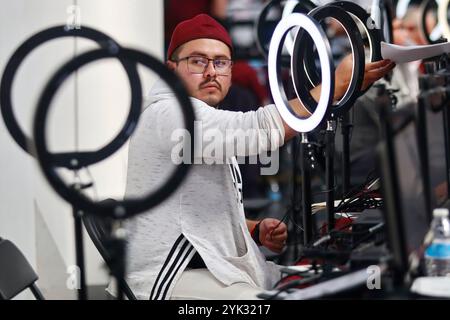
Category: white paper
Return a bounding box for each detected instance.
[381,41,450,63]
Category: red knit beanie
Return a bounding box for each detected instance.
[167,14,233,60]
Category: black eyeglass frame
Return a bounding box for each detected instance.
[174,55,233,75]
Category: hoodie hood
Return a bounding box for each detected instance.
[144,78,177,108]
[143,78,206,110]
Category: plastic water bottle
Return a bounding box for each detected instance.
[424,208,450,277]
[268,181,282,202]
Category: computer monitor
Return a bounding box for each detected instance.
[378,106,430,277]
[424,106,449,207]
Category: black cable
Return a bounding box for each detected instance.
[272,265,317,288]
[350,222,385,250]
[265,204,304,248]
[334,168,378,212]
[294,171,381,253]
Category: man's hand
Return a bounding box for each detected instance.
[334,55,396,101]
[258,218,288,253]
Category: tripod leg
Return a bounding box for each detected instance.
[73,207,87,300]
[300,133,313,246]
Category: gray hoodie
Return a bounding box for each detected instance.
[123,79,285,300]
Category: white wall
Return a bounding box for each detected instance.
[0,0,164,299]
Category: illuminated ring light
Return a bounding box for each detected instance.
[281,0,317,55]
[255,0,316,59]
[293,5,365,118]
[33,47,195,219]
[438,0,450,42]
[0,25,138,157]
[420,0,442,44]
[268,13,334,132]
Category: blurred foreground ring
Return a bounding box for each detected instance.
[33,46,195,219]
[0,25,136,155]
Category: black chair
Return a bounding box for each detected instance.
[82,202,137,300]
[0,238,45,300]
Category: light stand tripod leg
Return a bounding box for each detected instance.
[111,222,127,301]
[73,206,87,300]
[325,121,336,232]
[341,114,351,197]
[300,133,313,246]
[292,135,303,259]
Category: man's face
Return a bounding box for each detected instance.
[167,38,232,107]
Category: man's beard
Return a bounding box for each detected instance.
[198,79,223,107]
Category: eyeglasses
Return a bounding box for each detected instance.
[175,56,233,75]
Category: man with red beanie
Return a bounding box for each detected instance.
[122,14,395,300]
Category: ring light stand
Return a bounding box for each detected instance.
[268,13,334,245]
[305,1,382,197]
[1,25,195,300]
[0,25,140,300]
[293,5,365,232]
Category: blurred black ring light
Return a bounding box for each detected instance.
[371,0,394,44]
[255,0,316,59]
[255,0,282,59]
[281,0,317,55]
[438,0,450,41]
[293,5,365,118]
[33,47,195,219]
[0,25,137,157]
[268,13,334,132]
[420,0,442,44]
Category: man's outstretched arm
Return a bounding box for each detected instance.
[282,58,396,141]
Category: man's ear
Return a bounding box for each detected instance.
[166,60,176,71]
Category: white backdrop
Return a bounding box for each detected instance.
[0,0,164,299]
